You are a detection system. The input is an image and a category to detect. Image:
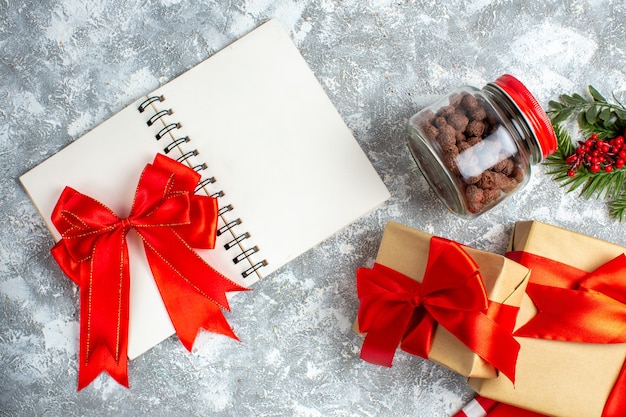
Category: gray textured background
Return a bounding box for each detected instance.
[2,1,626,416]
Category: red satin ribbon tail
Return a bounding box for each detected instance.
[401,308,519,383]
[514,283,626,343]
[173,301,240,352]
[76,233,131,390]
[476,319,520,383]
[77,343,129,391]
[359,303,417,367]
[485,301,519,332]
[144,248,242,352]
[360,342,391,367]
[604,359,626,417]
[196,304,239,343]
[140,227,247,310]
[77,280,130,391]
[448,310,520,383]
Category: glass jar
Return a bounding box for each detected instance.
[406,74,557,218]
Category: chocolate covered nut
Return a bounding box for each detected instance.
[435,116,448,128]
[437,105,456,117]
[466,120,485,137]
[438,124,456,137]
[501,158,515,176]
[436,120,457,153]
[469,107,487,121]
[422,124,439,140]
[492,156,515,174]
[491,171,511,188]
[513,166,525,183]
[465,184,484,213]
[492,158,509,172]
[448,112,469,131]
[443,153,460,175]
[477,171,497,189]
[461,94,479,110]
[457,142,471,153]
[500,176,519,193]
[482,188,501,204]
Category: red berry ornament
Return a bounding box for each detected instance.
[565,132,626,175]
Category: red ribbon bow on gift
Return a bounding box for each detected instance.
[357,236,520,382]
[50,154,247,390]
[507,251,626,417]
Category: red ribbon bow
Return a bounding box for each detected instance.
[51,154,247,390]
[507,251,626,417]
[357,236,520,382]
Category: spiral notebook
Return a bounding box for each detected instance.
[19,19,390,359]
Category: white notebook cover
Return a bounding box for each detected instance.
[20,19,390,359]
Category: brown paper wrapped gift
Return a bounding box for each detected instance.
[355,221,530,379]
[469,220,626,417]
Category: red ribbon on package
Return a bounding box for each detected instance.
[507,251,626,417]
[50,154,247,390]
[356,237,520,382]
[454,396,549,417]
[484,402,548,417]
[453,395,498,417]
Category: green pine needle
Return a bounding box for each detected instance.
[610,195,626,221]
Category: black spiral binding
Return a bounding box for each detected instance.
[137,95,268,279]
[137,95,163,112]
[164,136,189,154]
[155,123,181,140]
[147,109,172,126]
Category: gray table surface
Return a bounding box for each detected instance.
[2,1,626,416]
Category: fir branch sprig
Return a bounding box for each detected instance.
[545,85,626,221]
[548,86,626,139]
[609,195,626,221]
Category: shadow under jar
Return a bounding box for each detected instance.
[406,74,558,218]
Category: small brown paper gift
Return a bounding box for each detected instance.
[355,221,530,379]
[469,220,626,417]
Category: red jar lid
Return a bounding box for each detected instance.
[492,74,557,159]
